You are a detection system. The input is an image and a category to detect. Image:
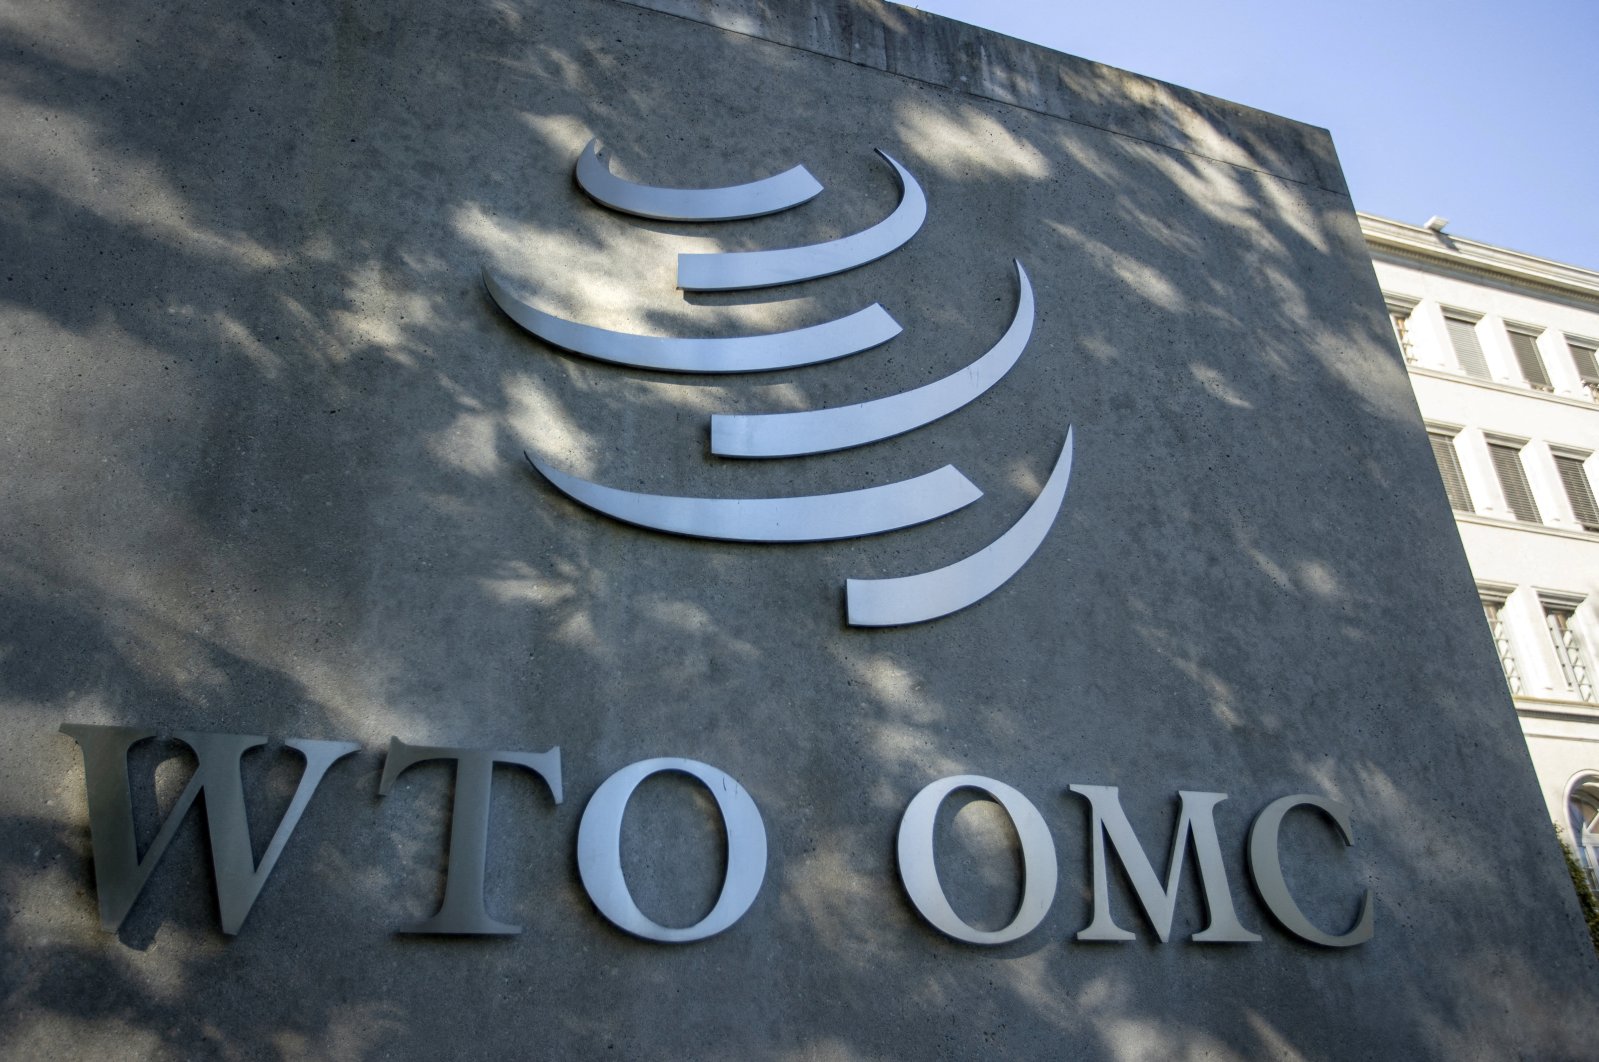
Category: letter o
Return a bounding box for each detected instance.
[897,775,1058,945]
[577,758,767,943]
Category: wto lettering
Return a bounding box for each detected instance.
[61,725,1370,948]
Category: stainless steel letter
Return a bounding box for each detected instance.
[1247,794,1374,947]
[528,454,981,542]
[484,270,901,374]
[846,428,1074,626]
[896,775,1057,945]
[60,724,358,935]
[378,738,563,935]
[575,138,823,221]
[1069,785,1260,943]
[712,261,1034,456]
[677,150,926,291]
[577,758,767,943]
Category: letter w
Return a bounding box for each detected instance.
[60,725,357,934]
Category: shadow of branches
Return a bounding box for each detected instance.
[1,0,1593,1058]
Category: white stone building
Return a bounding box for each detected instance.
[1363,214,1599,884]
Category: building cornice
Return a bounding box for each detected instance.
[1407,363,1599,413]
[1359,213,1599,308]
[1517,697,1599,729]
[1455,511,1599,545]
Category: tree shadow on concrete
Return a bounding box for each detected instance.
[1,0,1594,1058]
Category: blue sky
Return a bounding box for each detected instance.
[909,0,1598,270]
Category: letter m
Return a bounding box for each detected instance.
[60,725,357,935]
[1069,785,1260,943]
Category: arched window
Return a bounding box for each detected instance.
[1565,773,1599,891]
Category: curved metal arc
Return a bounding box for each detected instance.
[845,427,1074,627]
[574,138,823,221]
[677,149,927,292]
[527,454,981,543]
[484,270,901,374]
[711,260,1034,456]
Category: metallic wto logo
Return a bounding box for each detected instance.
[487,139,1074,627]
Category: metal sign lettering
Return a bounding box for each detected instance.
[488,135,1080,627]
[576,758,768,943]
[59,724,1371,949]
[896,775,1058,945]
[1247,795,1374,947]
[59,725,358,935]
[1069,784,1260,943]
[378,739,563,935]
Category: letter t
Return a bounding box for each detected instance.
[378,738,562,935]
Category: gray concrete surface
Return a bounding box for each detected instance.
[2,0,1594,1057]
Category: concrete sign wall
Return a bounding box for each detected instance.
[3,0,1594,1056]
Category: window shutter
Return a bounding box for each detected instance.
[1507,330,1552,390]
[1428,432,1474,513]
[1488,442,1542,523]
[1445,316,1491,379]
[1569,340,1599,393]
[1554,455,1599,532]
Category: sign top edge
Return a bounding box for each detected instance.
[611,0,1350,196]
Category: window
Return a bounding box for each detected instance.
[1552,451,1599,532]
[1390,310,1414,362]
[1427,429,1474,513]
[1506,328,1552,392]
[1486,439,1541,523]
[1383,294,1419,364]
[1543,600,1595,703]
[1567,775,1599,892]
[1444,313,1491,379]
[1480,593,1523,695]
[1568,336,1599,400]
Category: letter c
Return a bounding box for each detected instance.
[1247,794,1373,947]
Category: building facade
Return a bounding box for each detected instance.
[1364,213,1599,885]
